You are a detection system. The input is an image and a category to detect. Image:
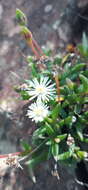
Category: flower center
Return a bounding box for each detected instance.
[34,108,42,116]
[36,86,46,94]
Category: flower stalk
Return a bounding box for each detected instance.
[54,74,61,102]
[21,26,45,59]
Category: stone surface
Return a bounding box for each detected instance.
[78,0,88,8]
[0,4,3,20]
[44,4,53,13]
[0,0,88,190]
[57,0,88,44]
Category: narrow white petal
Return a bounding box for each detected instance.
[27,76,56,102]
[26,100,49,123]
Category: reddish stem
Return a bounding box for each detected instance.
[54,75,60,100]
[0,152,21,159]
[28,40,40,59]
[32,38,45,56]
[24,33,45,59]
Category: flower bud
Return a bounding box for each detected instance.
[67,134,75,146]
[16,9,27,26]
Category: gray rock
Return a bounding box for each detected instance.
[0,4,3,20]
[44,4,53,13]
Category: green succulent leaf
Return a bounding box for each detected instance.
[76,126,84,141]
[82,32,88,53]
[83,138,88,143]
[45,122,55,136]
[20,90,30,100]
[78,32,88,57]
[66,78,74,89]
[52,142,59,160]
[31,63,38,77]
[84,111,88,118]
[57,151,72,160]
[70,63,86,74]
[33,127,46,140]
[56,134,67,141]
[79,74,88,92]
[74,104,82,114]
[27,150,48,168]
[64,116,72,126]
[76,150,87,159]
[21,141,32,151]
[59,119,65,127]
[51,104,61,120]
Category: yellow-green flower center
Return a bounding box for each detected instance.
[36,86,45,94]
[34,108,42,116]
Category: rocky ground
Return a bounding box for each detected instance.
[0,0,88,189]
[0,0,67,112]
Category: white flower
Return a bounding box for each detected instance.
[26,100,49,123]
[27,76,55,102]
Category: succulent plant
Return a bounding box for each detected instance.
[15,9,88,179]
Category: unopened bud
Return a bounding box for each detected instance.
[67,134,75,146]
[16,8,27,26]
[72,116,76,123]
[21,26,32,41]
[54,138,60,143]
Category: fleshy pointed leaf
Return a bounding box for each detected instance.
[51,104,61,120]
[27,151,48,168]
[79,74,88,92]
[52,142,59,160]
[56,134,67,141]
[21,141,32,151]
[82,32,88,54]
[45,122,55,136]
[57,151,72,160]
[76,151,87,159]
